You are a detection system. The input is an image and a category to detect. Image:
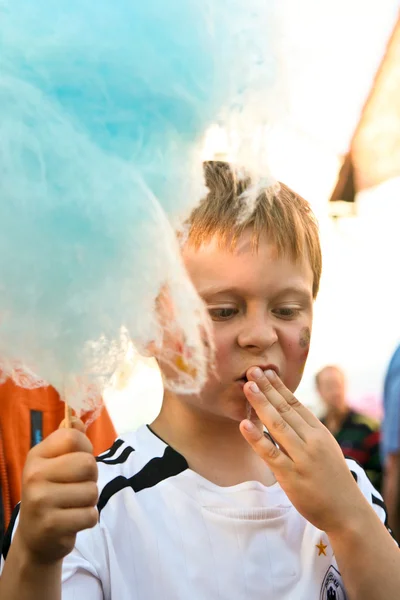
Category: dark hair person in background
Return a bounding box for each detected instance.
[316,365,382,492]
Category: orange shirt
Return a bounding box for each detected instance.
[0,378,116,530]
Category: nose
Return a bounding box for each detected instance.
[237,310,278,353]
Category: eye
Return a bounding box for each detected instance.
[272,307,299,319]
[208,307,238,321]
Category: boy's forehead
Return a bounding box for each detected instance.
[182,230,263,272]
[184,229,275,260]
[183,231,314,296]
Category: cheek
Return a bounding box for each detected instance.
[281,326,310,361]
[198,330,232,399]
[298,326,311,369]
[214,327,235,373]
[280,325,311,389]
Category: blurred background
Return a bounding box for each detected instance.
[105,0,400,434]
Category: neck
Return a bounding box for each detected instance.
[151,391,276,487]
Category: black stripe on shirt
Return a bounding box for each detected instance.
[349,464,396,542]
[98,446,135,466]
[2,503,20,561]
[371,494,397,541]
[372,494,386,514]
[350,469,358,483]
[97,446,188,515]
[96,439,124,463]
[346,455,381,490]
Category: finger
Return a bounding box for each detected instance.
[243,379,304,455]
[45,452,98,484]
[239,419,292,471]
[247,368,310,440]
[50,482,99,509]
[50,506,99,536]
[34,428,94,459]
[265,370,321,427]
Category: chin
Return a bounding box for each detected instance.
[220,394,252,424]
[195,382,254,423]
[215,409,248,425]
[227,406,249,423]
[198,399,249,425]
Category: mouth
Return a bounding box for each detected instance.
[236,365,280,386]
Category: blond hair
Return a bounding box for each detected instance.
[185,161,322,298]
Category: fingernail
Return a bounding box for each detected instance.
[264,369,276,380]
[242,419,256,432]
[252,367,263,380]
[249,381,260,393]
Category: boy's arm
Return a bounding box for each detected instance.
[325,460,398,599]
[0,427,101,600]
[0,528,63,600]
[328,499,399,600]
[0,520,104,600]
[239,368,400,600]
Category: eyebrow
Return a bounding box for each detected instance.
[273,286,312,299]
[200,285,312,299]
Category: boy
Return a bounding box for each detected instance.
[1,162,399,599]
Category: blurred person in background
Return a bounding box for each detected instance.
[382,344,400,541]
[316,365,382,492]
[0,377,116,549]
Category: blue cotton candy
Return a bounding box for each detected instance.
[0,0,280,414]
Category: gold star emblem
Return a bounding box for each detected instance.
[316,540,328,556]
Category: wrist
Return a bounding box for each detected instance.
[0,529,64,600]
[326,500,377,547]
[13,529,64,571]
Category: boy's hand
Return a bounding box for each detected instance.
[240,367,369,535]
[17,425,99,565]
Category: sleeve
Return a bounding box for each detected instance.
[0,503,20,573]
[62,571,103,599]
[61,521,111,600]
[346,458,397,542]
[382,371,400,457]
[61,543,105,600]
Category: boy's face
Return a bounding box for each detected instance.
[179,229,314,423]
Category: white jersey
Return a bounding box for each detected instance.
[1,425,391,599]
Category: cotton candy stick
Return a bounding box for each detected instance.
[64,403,73,429]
